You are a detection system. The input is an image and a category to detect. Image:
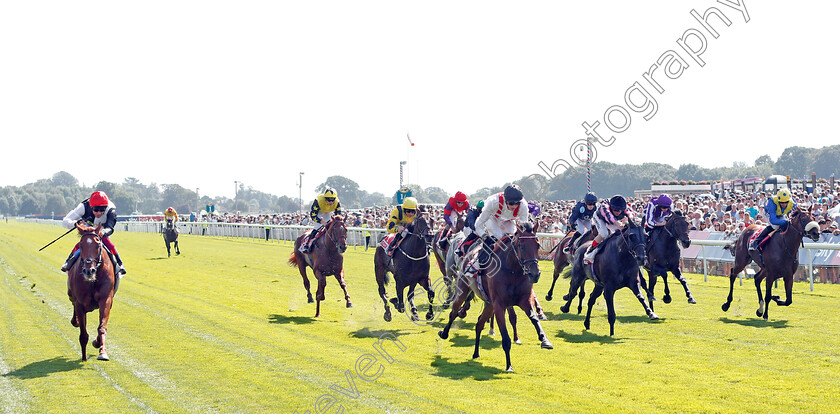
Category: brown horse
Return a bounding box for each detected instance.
[287,216,352,317]
[545,228,594,302]
[721,207,820,320]
[439,222,552,372]
[67,223,116,361]
[375,212,435,322]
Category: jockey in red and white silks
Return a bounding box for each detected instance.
[473,186,529,241]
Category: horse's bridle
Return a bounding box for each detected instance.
[511,233,540,273]
[80,232,104,281]
[619,226,645,262]
[398,216,431,261]
[324,219,346,251]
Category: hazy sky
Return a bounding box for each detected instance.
[2,1,837,201]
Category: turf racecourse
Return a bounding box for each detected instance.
[1,221,839,413]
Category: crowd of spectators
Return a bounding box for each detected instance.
[195,183,840,239]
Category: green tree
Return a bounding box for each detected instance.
[754,154,774,167]
[775,146,816,177]
[52,171,78,187]
[316,176,362,208]
[813,145,840,178]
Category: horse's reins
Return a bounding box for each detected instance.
[80,232,104,280]
[398,226,430,261]
[324,219,346,251]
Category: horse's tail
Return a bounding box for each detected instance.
[722,242,736,257]
[287,252,299,267]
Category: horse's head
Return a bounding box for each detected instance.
[791,208,820,242]
[666,210,691,249]
[624,225,647,266]
[455,213,465,233]
[166,218,174,229]
[78,225,104,281]
[327,216,347,253]
[413,211,434,245]
[515,221,541,283]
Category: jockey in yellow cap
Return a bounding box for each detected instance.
[385,197,419,256]
[164,207,179,226]
[300,187,343,253]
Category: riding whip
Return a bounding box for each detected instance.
[38,226,76,251]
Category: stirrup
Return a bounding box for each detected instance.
[61,263,69,272]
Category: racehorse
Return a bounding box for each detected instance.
[439,222,553,373]
[287,215,352,317]
[562,223,658,336]
[163,218,180,257]
[643,211,695,310]
[545,228,594,302]
[374,212,435,322]
[432,214,464,277]
[721,207,820,320]
[67,223,117,361]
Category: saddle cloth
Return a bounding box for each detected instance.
[748,226,775,249]
[380,233,396,250]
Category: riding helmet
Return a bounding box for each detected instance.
[776,189,791,203]
[323,187,337,201]
[609,195,627,211]
[504,185,523,204]
[454,191,468,203]
[584,192,598,205]
[89,191,109,207]
[402,197,418,210]
[658,194,672,207]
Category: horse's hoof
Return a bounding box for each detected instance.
[438,330,448,340]
[71,318,79,328]
[649,313,659,320]
[307,295,314,304]
[583,322,590,330]
[688,297,697,304]
[92,339,100,349]
[721,303,730,312]
[538,313,548,321]
[425,312,434,321]
[648,296,656,302]
[489,328,495,336]
[97,353,109,361]
[541,340,553,349]
[316,294,325,301]
[506,366,514,373]
[389,298,399,306]
[514,338,522,345]
[560,305,570,314]
[663,295,672,304]
[545,295,553,301]
[346,302,353,308]
[384,311,392,322]
[472,353,480,359]
[562,294,570,301]
[756,310,763,318]
[410,314,419,322]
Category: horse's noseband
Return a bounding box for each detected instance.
[80,233,104,279]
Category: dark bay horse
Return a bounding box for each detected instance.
[439,222,552,373]
[643,211,695,310]
[163,218,180,257]
[545,228,594,302]
[563,223,658,336]
[374,213,435,322]
[722,208,820,320]
[287,216,352,317]
[67,224,116,361]
[432,214,464,277]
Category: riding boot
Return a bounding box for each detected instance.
[111,251,127,275]
[61,250,80,273]
[564,232,580,253]
[583,240,599,265]
[458,232,479,257]
[749,226,773,252]
[387,233,403,257]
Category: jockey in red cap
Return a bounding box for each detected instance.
[61,191,127,277]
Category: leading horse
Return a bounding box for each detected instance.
[374,212,436,322]
[67,223,117,361]
[439,222,552,372]
[287,215,353,317]
[721,207,820,320]
[563,222,658,336]
[163,218,180,257]
[643,211,695,310]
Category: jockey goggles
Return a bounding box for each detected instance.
[92,206,107,212]
[403,208,416,214]
[325,197,336,202]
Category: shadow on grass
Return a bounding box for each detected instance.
[719,317,788,329]
[442,331,499,349]
[350,327,411,339]
[616,315,665,324]
[547,311,585,321]
[3,357,82,379]
[555,329,623,344]
[430,355,505,381]
[268,314,317,324]
[147,257,171,261]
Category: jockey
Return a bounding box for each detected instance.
[643,194,672,232]
[442,191,470,232]
[300,187,343,253]
[564,192,598,253]
[583,195,632,265]
[464,185,529,277]
[457,199,485,257]
[60,191,126,275]
[749,189,796,252]
[385,197,419,256]
[164,207,179,227]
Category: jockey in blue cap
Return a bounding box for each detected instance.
[565,192,598,253]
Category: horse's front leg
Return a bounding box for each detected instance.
[772,275,794,307]
[472,303,494,360]
[93,294,113,361]
[75,303,89,361]
[629,279,658,321]
[314,270,327,317]
[335,269,352,308]
[761,275,774,320]
[174,240,180,255]
[645,269,658,307]
[546,256,566,301]
[584,284,604,331]
[672,267,696,304]
[520,296,552,350]
[660,270,673,304]
[406,283,419,321]
[438,278,470,340]
[166,241,171,257]
[420,277,435,321]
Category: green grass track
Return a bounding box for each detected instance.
[1,221,839,413]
